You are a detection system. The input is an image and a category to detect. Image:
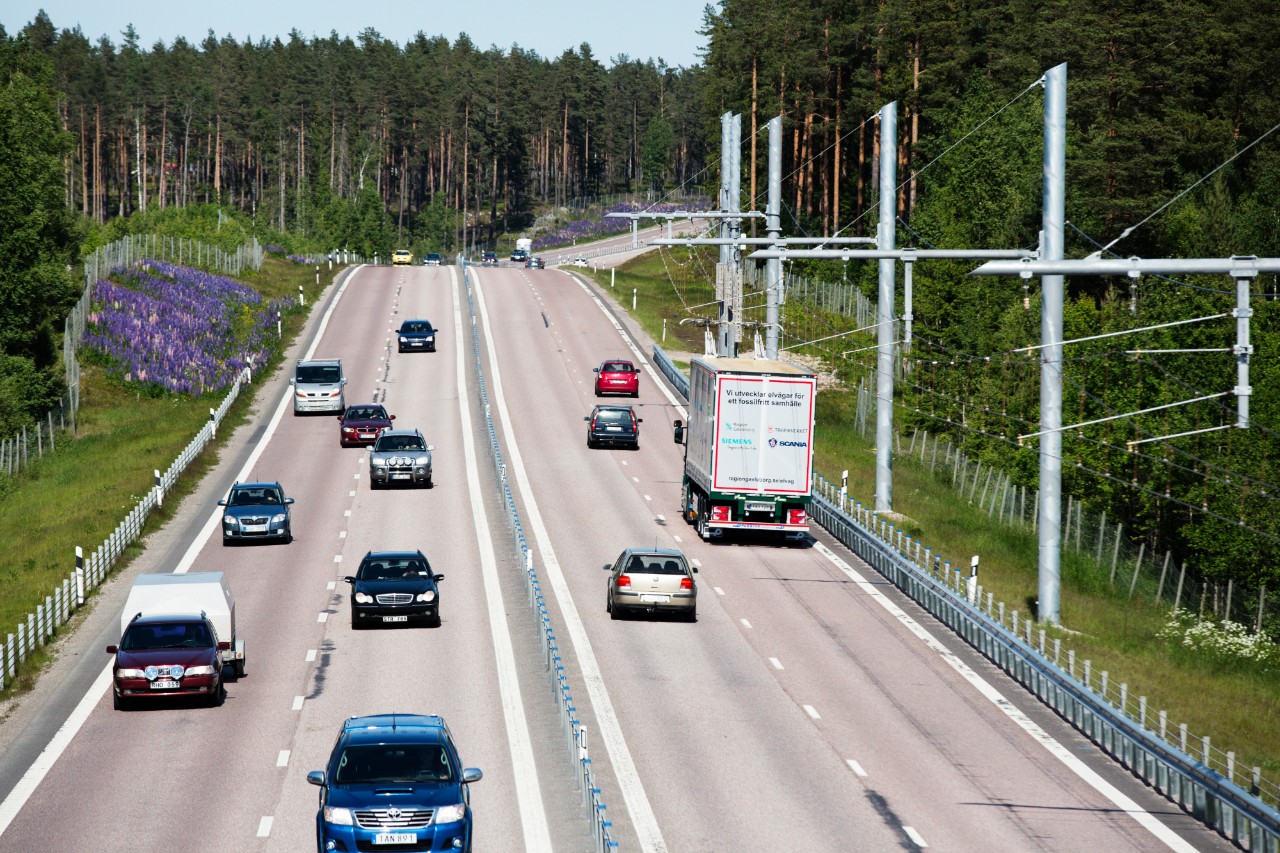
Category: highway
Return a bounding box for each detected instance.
[0,256,1232,852]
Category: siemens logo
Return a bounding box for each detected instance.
[768,438,808,448]
[721,438,753,446]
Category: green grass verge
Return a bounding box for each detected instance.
[0,257,340,698]
[588,249,1280,779]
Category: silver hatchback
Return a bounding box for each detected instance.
[368,428,435,489]
[604,548,698,621]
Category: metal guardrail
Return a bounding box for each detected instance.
[652,342,1280,851]
[0,367,250,692]
[460,261,618,851]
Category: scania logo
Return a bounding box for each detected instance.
[768,438,808,448]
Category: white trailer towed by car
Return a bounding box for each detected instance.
[120,573,245,676]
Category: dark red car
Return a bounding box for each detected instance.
[107,614,227,710]
[338,404,395,447]
[593,360,640,397]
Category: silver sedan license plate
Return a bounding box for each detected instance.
[391,473,410,480]
[374,834,415,845]
[382,615,409,622]
[640,594,670,603]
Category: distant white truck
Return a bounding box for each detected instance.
[119,572,245,676]
[511,237,532,262]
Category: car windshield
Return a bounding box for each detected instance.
[346,407,386,421]
[334,743,454,784]
[359,556,431,580]
[602,362,633,373]
[229,487,282,506]
[121,621,214,650]
[595,409,632,423]
[401,322,433,333]
[625,555,688,575]
[376,435,425,452]
[427,254,441,260]
[296,364,341,383]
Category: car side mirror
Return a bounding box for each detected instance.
[390,414,396,420]
[218,641,231,650]
[366,446,374,452]
[342,576,356,584]
[583,416,590,422]
[462,768,483,784]
[336,416,344,422]
[637,418,644,423]
[106,645,118,654]
[673,420,685,445]
[691,566,699,573]
[341,377,348,385]
[434,574,445,582]
[217,499,228,506]
[426,445,435,452]
[284,497,295,505]
[307,770,326,787]
[593,367,600,373]
[288,378,296,385]
[602,563,612,570]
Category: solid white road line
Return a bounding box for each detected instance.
[813,541,1197,853]
[475,271,669,852]
[0,664,113,838]
[450,267,552,852]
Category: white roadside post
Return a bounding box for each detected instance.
[968,555,980,604]
[155,468,163,507]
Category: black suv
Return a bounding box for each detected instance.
[585,405,642,449]
[345,550,445,628]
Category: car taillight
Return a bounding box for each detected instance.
[630,413,638,428]
[591,417,598,430]
[617,574,631,588]
[787,508,807,525]
[710,505,731,522]
[679,577,693,590]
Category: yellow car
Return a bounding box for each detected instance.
[392,249,413,266]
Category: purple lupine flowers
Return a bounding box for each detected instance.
[83,261,295,395]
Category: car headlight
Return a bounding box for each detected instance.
[399,336,408,343]
[435,804,466,824]
[184,665,215,676]
[323,806,354,826]
[425,335,434,341]
[342,426,355,433]
[116,668,145,678]
[271,513,287,523]
[354,592,373,604]
[223,514,237,525]
[328,389,341,397]
[415,455,431,465]
[416,590,436,602]
[372,458,387,468]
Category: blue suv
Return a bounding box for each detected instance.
[308,714,482,852]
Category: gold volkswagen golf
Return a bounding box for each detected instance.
[604,548,698,621]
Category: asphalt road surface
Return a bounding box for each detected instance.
[0,255,1231,852]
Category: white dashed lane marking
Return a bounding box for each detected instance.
[333,555,342,563]
[305,649,317,662]
[769,657,783,670]
[256,817,273,838]
[292,696,305,711]
[904,827,928,848]
[326,581,336,590]
[803,705,821,720]
[276,750,290,767]
[846,759,868,778]
[317,612,328,623]
[713,587,724,596]
[740,619,752,629]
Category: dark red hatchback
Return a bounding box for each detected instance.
[594,359,639,397]
[338,403,395,447]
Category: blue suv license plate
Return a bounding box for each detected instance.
[374,834,415,845]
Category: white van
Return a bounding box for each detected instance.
[291,358,346,414]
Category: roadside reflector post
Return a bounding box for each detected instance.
[611,268,615,289]
[968,555,979,603]
[840,469,848,510]
[74,546,85,605]
[632,288,637,310]
[662,318,667,342]
[155,468,163,507]
[299,284,305,307]
[209,407,217,439]
[277,310,282,338]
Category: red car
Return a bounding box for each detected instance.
[338,404,395,447]
[107,614,227,709]
[593,360,640,397]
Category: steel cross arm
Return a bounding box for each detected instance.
[604,211,766,220]
[1014,312,1231,353]
[971,255,1280,278]
[653,237,877,247]
[748,247,1033,261]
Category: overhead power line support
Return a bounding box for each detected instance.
[875,102,898,514]
[766,115,783,359]
[1038,62,1067,626]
